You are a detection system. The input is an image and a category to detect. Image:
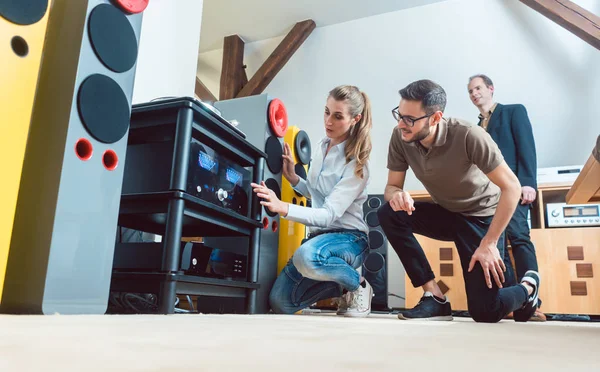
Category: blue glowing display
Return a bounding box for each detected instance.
[226,167,243,186]
[198,151,217,173]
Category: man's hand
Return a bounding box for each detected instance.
[282,143,299,186]
[252,181,289,216]
[468,238,506,289]
[389,191,415,215]
[521,186,536,205]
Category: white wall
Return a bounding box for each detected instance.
[197,0,600,308]
[133,0,204,103]
[197,0,600,192]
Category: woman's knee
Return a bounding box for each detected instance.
[269,289,294,314]
[268,274,297,315]
[292,244,319,278]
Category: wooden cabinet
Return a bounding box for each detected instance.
[531,228,600,315]
[405,184,600,315]
[566,153,600,204]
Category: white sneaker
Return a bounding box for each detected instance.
[343,280,373,318]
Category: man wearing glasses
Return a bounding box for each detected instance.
[467,74,545,322]
[377,79,540,322]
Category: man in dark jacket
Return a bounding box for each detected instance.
[467,74,545,321]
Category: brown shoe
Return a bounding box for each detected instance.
[529,309,547,322]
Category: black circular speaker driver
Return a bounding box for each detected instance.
[364,252,385,273]
[263,178,281,217]
[0,0,48,25]
[368,197,382,209]
[365,211,379,228]
[294,130,311,165]
[368,230,385,250]
[293,163,307,197]
[78,74,130,144]
[265,136,283,174]
[88,4,138,73]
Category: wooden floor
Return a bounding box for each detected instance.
[0,312,598,371]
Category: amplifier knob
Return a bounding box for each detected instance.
[551,209,560,217]
[217,188,228,201]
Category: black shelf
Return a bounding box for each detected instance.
[112,97,265,315]
[118,191,261,237]
[111,272,259,299]
[130,97,266,168]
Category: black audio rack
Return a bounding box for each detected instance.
[112,97,266,314]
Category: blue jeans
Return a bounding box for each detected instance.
[269,230,369,314]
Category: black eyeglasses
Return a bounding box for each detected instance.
[392,106,433,127]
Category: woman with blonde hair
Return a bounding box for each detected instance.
[251,85,374,317]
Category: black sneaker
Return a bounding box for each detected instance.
[514,270,540,322]
[398,292,453,321]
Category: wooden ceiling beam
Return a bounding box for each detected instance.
[237,19,316,98]
[520,0,600,50]
[195,77,217,102]
[219,34,247,100]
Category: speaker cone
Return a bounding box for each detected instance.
[77,74,130,144]
[364,252,385,273]
[0,0,48,25]
[368,230,384,250]
[263,178,281,217]
[368,197,382,209]
[294,130,311,165]
[268,98,288,138]
[265,136,283,174]
[89,4,139,73]
[365,211,379,228]
[112,0,149,14]
[293,163,307,197]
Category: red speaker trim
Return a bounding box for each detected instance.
[75,138,94,161]
[268,98,288,138]
[112,0,149,14]
[102,149,119,171]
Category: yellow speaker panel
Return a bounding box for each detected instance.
[0,0,52,297]
[278,126,311,273]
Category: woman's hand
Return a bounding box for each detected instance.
[282,143,299,186]
[252,181,289,216]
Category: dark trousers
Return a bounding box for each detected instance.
[503,203,539,285]
[377,202,528,323]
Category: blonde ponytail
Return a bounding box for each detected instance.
[328,86,373,178]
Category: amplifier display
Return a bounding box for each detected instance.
[122,138,252,217]
[187,141,251,216]
[546,202,600,227]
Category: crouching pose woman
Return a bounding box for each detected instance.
[252,85,374,317]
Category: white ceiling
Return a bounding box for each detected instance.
[199,0,449,52]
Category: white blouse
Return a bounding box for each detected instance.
[285,137,370,234]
